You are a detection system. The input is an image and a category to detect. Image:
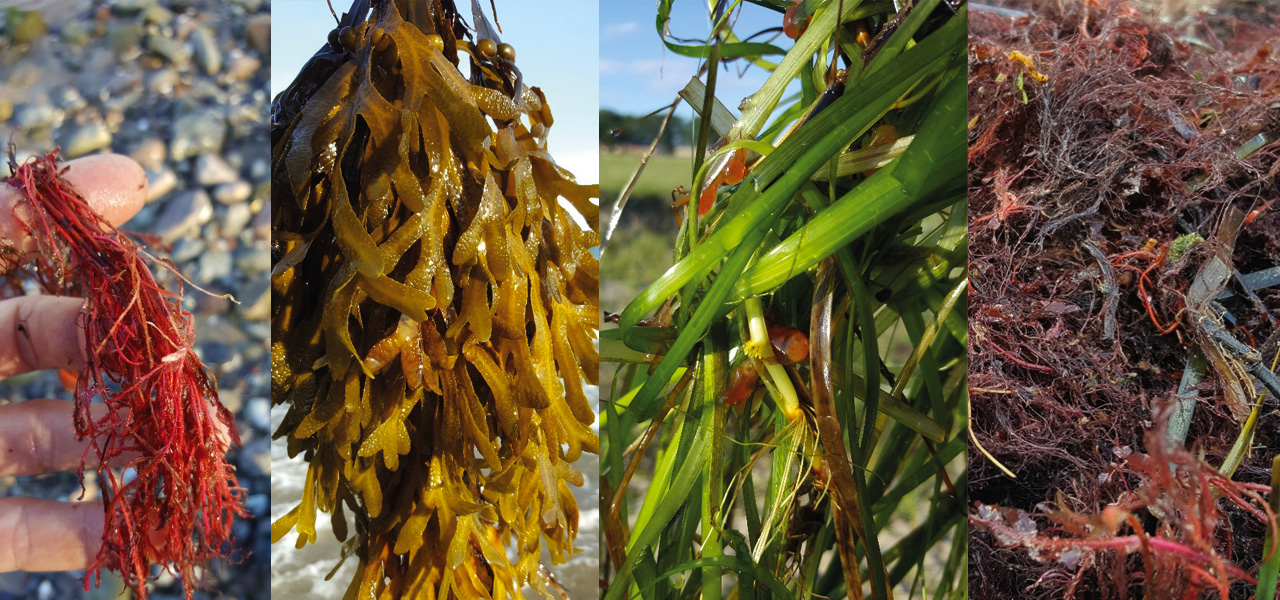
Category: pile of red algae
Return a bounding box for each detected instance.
[967,1,1280,597]
[4,150,246,599]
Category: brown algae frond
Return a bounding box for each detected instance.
[269,0,599,597]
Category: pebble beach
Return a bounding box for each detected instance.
[0,0,271,598]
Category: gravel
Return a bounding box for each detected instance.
[0,1,271,598]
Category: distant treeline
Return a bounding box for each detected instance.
[600,109,691,153]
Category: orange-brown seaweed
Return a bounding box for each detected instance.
[269,0,600,597]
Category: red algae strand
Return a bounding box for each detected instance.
[4,150,245,600]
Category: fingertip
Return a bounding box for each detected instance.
[0,295,90,377]
[0,154,146,262]
[0,498,104,571]
[59,154,148,227]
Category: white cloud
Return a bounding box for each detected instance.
[628,58,669,76]
[603,21,640,36]
[599,58,623,75]
[600,58,670,77]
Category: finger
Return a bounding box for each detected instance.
[0,154,147,266]
[0,295,88,378]
[0,399,133,476]
[0,498,102,572]
[0,398,237,477]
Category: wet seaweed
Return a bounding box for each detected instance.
[968,1,1280,596]
[4,150,246,600]
[602,1,969,598]
[269,0,599,597]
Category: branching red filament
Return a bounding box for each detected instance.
[4,150,245,599]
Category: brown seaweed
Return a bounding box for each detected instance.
[269,0,599,597]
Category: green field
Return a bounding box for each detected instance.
[600,153,687,398]
[599,151,689,203]
[599,152,683,328]
[601,225,673,312]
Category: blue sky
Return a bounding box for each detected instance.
[271,0,599,181]
[600,1,785,121]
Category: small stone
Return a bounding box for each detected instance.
[235,246,270,274]
[0,99,11,123]
[139,54,164,70]
[238,275,269,321]
[110,0,156,17]
[238,439,270,479]
[218,353,244,378]
[14,102,62,130]
[194,153,238,187]
[242,337,266,362]
[0,572,28,595]
[144,67,179,95]
[247,157,269,183]
[197,311,247,345]
[190,26,221,75]
[62,122,112,158]
[200,341,235,365]
[103,68,143,97]
[219,388,244,416]
[221,202,252,237]
[169,237,205,263]
[145,32,188,67]
[109,22,144,57]
[245,493,268,517]
[246,14,270,54]
[230,523,252,549]
[5,62,40,89]
[55,88,86,112]
[212,180,252,205]
[197,247,233,284]
[104,107,126,131]
[249,204,269,237]
[224,52,260,84]
[231,0,267,12]
[141,4,174,26]
[170,109,226,160]
[37,579,53,600]
[187,77,224,100]
[243,320,270,341]
[224,103,263,135]
[152,189,213,243]
[151,570,176,589]
[130,138,167,171]
[244,397,270,433]
[6,9,47,45]
[127,203,158,231]
[60,21,90,46]
[252,180,269,204]
[145,167,177,203]
[194,289,231,315]
[102,88,143,117]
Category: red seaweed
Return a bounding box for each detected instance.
[968,0,1280,595]
[4,149,246,599]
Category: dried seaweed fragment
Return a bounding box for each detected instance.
[972,427,1274,598]
[4,151,246,600]
[269,0,599,597]
[968,0,1280,596]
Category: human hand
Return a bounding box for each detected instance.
[0,154,147,573]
